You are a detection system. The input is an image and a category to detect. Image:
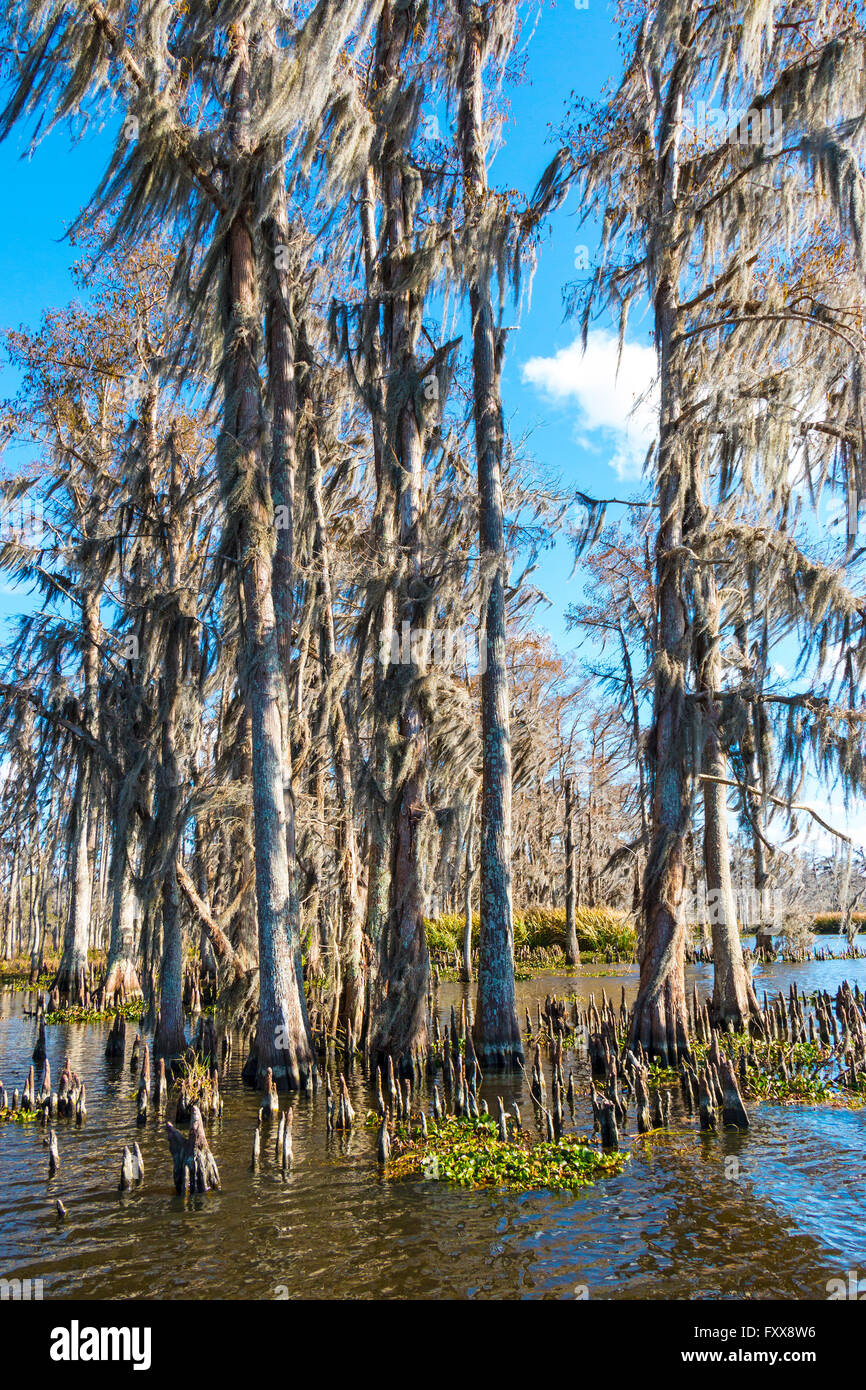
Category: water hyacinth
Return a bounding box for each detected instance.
[388,1113,627,1191]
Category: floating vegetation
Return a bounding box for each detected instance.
[646,1061,680,1087]
[0,970,54,993]
[45,999,145,1025]
[0,1105,40,1124]
[388,1113,627,1191]
[699,1032,866,1109]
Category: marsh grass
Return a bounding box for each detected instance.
[172,1052,219,1107]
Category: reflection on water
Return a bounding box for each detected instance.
[1,952,865,1300]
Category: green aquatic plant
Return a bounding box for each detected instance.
[45,1000,145,1025]
[389,1113,627,1191]
[688,1030,866,1107]
[0,971,54,993]
[172,1052,219,1108]
[0,1106,40,1124]
[646,1061,680,1087]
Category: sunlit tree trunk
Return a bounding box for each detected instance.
[461,817,475,983]
[564,775,580,964]
[694,543,760,1026]
[226,23,313,1090]
[459,0,522,1069]
[628,79,691,1066]
[104,807,142,1000]
[364,4,432,1072]
[358,160,394,1050]
[55,588,99,998]
[264,148,309,1029]
[302,378,366,1037]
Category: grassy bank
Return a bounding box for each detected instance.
[812,913,866,934]
[425,905,637,964]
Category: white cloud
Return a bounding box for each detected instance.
[521,330,658,480]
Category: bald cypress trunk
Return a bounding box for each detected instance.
[362,3,432,1073]
[628,76,690,1067]
[264,155,309,1031]
[152,396,191,1061]
[461,820,475,983]
[630,392,691,1062]
[694,552,760,1026]
[302,381,365,1038]
[152,614,186,1059]
[358,155,395,1052]
[735,622,770,906]
[459,1,522,1069]
[55,589,99,999]
[226,23,313,1090]
[103,807,142,1000]
[564,776,580,965]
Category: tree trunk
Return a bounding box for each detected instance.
[55,589,99,998]
[735,623,770,905]
[299,359,366,1038]
[365,5,433,1072]
[694,543,760,1026]
[153,425,189,1061]
[619,618,648,916]
[460,0,523,1070]
[461,817,475,983]
[226,22,313,1091]
[564,776,580,964]
[154,861,186,1060]
[628,79,691,1066]
[264,148,308,1025]
[103,806,142,1000]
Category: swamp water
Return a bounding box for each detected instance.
[1,953,865,1300]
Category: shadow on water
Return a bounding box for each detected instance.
[1,949,865,1299]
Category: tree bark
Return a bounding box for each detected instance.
[365,3,433,1072]
[461,816,475,983]
[564,775,580,964]
[300,361,366,1037]
[460,2,523,1068]
[628,74,691,1067]
[693,535,760,1026]
[153,420,190,1062]
[226,22,313,1090]
[55,589,100,998]
[263,147,308,1029]
[103,805,142,1000]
